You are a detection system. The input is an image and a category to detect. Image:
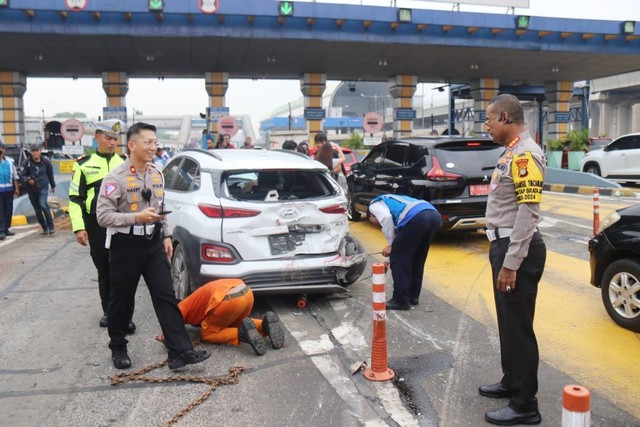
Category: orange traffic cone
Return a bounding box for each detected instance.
[562,385,591,427]
[363,263,395,382]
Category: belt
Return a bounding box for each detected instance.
[112,225,155,236]
[486,228,513,242]
[222,285,249,301]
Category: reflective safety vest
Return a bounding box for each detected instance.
[0,157,17,193]
[371,194,435,229]
[69,152,125,232]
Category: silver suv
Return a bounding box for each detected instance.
[162,149,367,299]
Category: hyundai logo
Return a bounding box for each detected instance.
[280,208,298,218]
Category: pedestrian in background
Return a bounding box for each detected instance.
[97,122,210,370]
[240,136,254,149]
[296,141,310,156]
[155,279,285,356]
[368,194,441,310]
[69,119,135,332]
[205,136,215,150]
[480,93,546,426]
[281,139,297,151]
[20,145,56,235]
[153,147,168,170]
[0,140,20,240]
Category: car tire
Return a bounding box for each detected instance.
[172,244,193,300]
[347,189,361,221]
[584,163,601,176]
[601,258,640,332]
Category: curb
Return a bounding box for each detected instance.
[544,183,638,198]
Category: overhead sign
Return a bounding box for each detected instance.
[304,108,326,120]
[65,0,87,11]
[103,106,127,123]
[199,0,219,14]
[395,108,416,120]
[60,118,85,142]
[149,0,163,12]
[554,112,571,122]
[216,116,239,137]
[207,106,229,120]
[363,112,383,134]
[0,0,9,8]
[418,0,529,6]
[279,1,294,17]
[516,15,530,30]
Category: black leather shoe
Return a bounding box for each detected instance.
[112,348,131,370]
[127,321,136,334]
[239,318,267,355]
[386,299,411,311]
[410,298,419,306]
[485,405,541,426]
[479,382,511,398]
[168,349,211,370]
[99,315,108,328]
[4,231,15,237]
[262,311,285,349]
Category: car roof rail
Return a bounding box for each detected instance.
[181,148,222,161]
[272,149,313,160]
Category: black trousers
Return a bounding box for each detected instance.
[389,209,442,306]
[107,233,192,358]
[489,232,546,412]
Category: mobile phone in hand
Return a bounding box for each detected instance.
[157,210,172,215]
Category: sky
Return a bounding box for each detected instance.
[21,0,640,137]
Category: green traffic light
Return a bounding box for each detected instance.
[0,0,9,7]
[149,0,163,12]
[517,15,530,30]
[279,1,293,17]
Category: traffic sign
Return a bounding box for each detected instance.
[395,108,416,120]
[65,0,87,11]
[554,112,571,123]
[304,108,325,120]
[199,0,219,14]
[516,15,530,30]
[103,106,127,123]
[149,0,163,12]
[60,118,85,142]
[279,1,294,17]
[207,106,229,120]
[363,137,382,146]
[362,112,383,134]
[62,145,84,156]
[216,116,239,137]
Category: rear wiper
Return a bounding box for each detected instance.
[482,166,496,170]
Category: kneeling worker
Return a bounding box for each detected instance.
[368,195,442,310]
[159,279,285,356]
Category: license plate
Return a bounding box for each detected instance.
[268,233,305,255]
[470,184,490,196]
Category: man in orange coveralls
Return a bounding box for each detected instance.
[157,279,285,356]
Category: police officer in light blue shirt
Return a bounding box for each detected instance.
[368,194,442,310]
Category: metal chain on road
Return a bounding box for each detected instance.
[110,360,244,427]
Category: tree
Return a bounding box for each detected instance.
[341,132,364,149]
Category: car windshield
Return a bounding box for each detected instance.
[223,170,338,201]
[434,141,503,172]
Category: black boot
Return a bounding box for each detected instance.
[262,311,285,349]
[238,318,266,356]
[111,347,131,369]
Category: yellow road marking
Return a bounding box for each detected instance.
[351,220,640,419]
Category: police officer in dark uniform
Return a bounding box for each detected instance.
[69,119,135,332]
[368,194,442,310]
[97,122,210,370]
[480,94,546,426]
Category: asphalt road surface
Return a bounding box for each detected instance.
[0,192,639,426]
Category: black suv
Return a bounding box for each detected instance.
[588,204,640,332]
[347,137,503,231]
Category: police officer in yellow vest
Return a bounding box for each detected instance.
[69,119,134,332]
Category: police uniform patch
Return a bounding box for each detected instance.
[105,182,117,196]
[512,151,543,204]
[130,166,136,174]
[130,203,138,212]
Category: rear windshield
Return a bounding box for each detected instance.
[223,170,338,202]
[434,141,503,172]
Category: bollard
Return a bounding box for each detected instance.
[363,263,395,382]
[593,188,600,236]
[562,385,591,427]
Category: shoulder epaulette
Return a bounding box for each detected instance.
[76,154,89,164]
[119,154,127,160]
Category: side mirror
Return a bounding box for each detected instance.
[350,162,361,173]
